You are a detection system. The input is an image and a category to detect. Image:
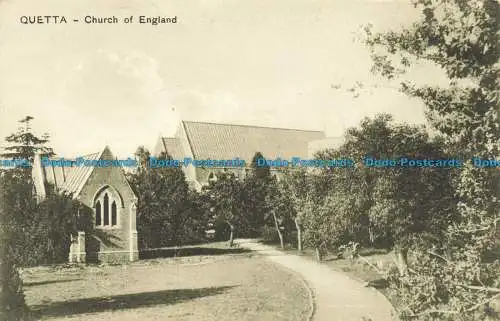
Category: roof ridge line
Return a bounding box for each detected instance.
[181,120,324,133]
[48,151,101,160]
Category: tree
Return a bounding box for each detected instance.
[242,152,272,237]
[308,114,456,269]
[0,172,29,321]
[365,1,500,319]
[33,188,93,265]
[265,175,295,249]
[202,172,244,247]
[278,168,312,252]
[128,147,204,249]
[0,117,91,267]
[1,116,54,164]
[349,115,455,272]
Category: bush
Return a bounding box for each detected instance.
[214,215,231,241]
[0,171,29,321]
[260,225,281,243]
[285,230,299,247]
[0,256,29,321]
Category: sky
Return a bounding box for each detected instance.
[0,0,449,158]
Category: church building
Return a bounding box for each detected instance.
[32,146,139,264]
[154,121,327,190]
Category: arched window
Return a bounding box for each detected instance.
[94,186,121,228]
[95,201,101,226]
[103,193,109,226]
[111,201,117,226]
[208,172,217,182]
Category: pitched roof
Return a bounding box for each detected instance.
[40,151,102,196]
[160,137,184,160]
[177,121,325,162]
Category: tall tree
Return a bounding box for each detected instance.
[242,152,272,237]
[128,147,204,248]
[265,175,296,249]
[1,116,54,163]
[278,168,312,252]
[202,172,244,247]
[0,172,29,321]
[365,1,500,319]
[306,115,456,268]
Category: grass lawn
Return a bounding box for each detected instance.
[21,242,312,321]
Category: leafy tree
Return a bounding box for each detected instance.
[0,118,89,267]
[309,115,456,269]
[128,147,204,249]
[32,188,93,265]
[242,152,272,237]
[202,172,244,247]
[0,172,30,321]
[277,168,312,252]
[365,1,500,319]
[0,171,91,267]
[1,116,54,164]
[265,175,295,249]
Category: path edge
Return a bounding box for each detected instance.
[325,264,400,321]
[273,260,316,321]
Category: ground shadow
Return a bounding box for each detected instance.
[31,285,236,318]
[24,279,82,287]
[139,247,251,260]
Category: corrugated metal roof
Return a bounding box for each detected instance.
[59,152,101,195]
[161,137,184,160]
[178,121,325,162]
[33,147,137,201]
[39,151,101,197]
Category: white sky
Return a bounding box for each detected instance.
[0,0,449,158]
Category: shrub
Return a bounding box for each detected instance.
[0,171,29,321]
[260,225,281,244]
[214,216,231,241]
[0,256,29,321]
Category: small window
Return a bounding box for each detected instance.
[95,201,101,226]
[111,201,117,226]
[103,193,109,226]
[208,172,217,181]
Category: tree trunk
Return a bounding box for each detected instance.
[315,247,322,261]
[227,222,235,247]
[272,211,284,249]
[368,225,375,245]
[394,245,408,276]
[294,218,302,252]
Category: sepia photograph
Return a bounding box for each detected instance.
[0,1,499,321]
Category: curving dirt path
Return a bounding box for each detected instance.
[235,239,398,321]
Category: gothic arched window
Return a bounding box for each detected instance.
[208,172,217,182]
[94,186,121,228]
[95,201,101,226]
[111,201,117,226]
[103,193,109,226]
